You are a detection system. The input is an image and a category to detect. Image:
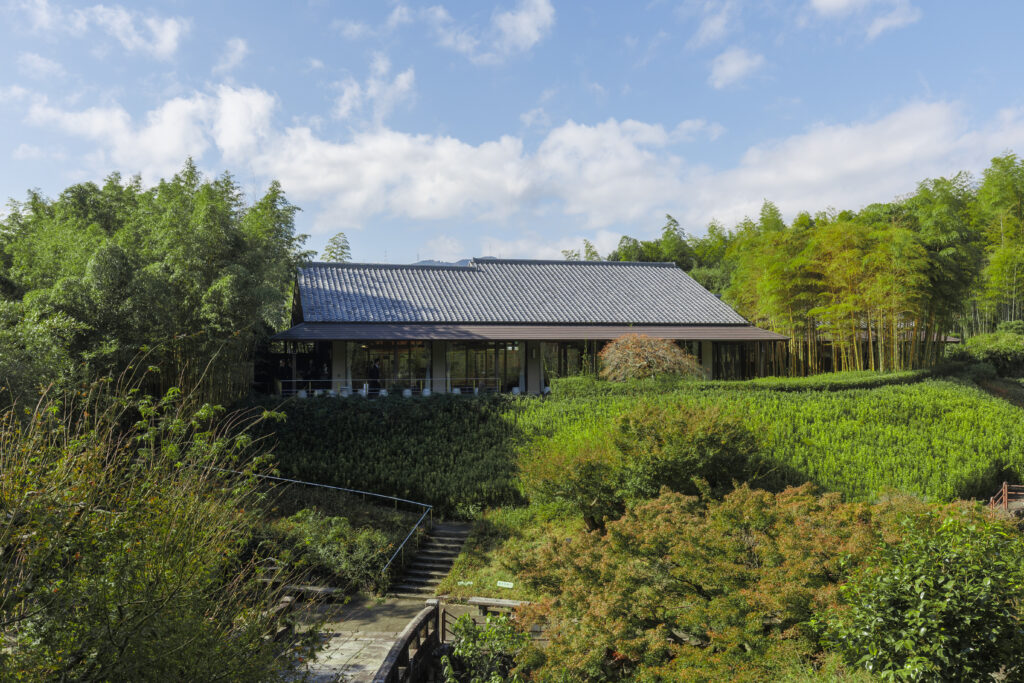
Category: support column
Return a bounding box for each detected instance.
[430,341,448,394]
[701,341,713,380]
[525,341,542,394]
[331,341,348,392]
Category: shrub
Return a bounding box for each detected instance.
[822,510,1024,681]
[441,614,531,683]
[961,331,1024,377]
[598,334,702,381]
[244,393,523,516]
[263,508,394,593]
[0,379,307,680]
[519,401,759,530]
[997,319,1024,335]
[512,485,933,681]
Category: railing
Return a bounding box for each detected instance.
[989,482,1024,511]
[277,378,432,398]
[213,469,433,581]
[276,377,527,397]
[375,598,541,682]
[373,606,440,683]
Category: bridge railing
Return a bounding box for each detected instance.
[989,481,1024,511]
[373,606,440,683]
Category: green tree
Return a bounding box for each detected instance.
[321,231,352,262]
[823,511,1024,681]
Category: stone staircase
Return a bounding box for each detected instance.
[390,522,471,599]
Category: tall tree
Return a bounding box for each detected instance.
[321,232,352,262]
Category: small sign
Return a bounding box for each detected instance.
[457,581,474,586]
[496,580,514,589]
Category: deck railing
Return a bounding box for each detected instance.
[278,377,525,397]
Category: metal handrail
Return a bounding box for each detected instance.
[382,506,433,576]
[210,467,434,577]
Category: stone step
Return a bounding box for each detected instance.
[416,549,460,559]
[391,583,436,595]
[404,569,448,579]
[400,574,442,586]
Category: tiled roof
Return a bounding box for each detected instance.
[296,258,750,326]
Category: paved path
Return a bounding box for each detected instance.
[291,595,427,682]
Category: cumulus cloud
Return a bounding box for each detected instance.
[14,0,190,59]
[424,0,555,64]
[17,52,64,79]
[708,47,764,89]
[333,54,415,126]
[682,102,1024,228]
[213,37,249,74]
[21,79,1024,257]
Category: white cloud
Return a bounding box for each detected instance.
[708,47,764,89]
[683,101,1024,229]
[17,52,64,79]
[11,142,64,161]
[333,54,415,126]
[808,0,921,39]
[424,0,554,64]
[334,19,372,39]
[14,0,190,59]
[808,0,872,16]
[213,37,249,74]
[308,58,325,70]
[867,1,922,39]
[386,5,413,29]
[423,234,464,261]
[0,85,30,103]
[520,107,549,128]
[689,0,735,48]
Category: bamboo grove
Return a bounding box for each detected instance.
[602,153,1024,375]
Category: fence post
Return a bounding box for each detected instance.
[1004,481,1009,511]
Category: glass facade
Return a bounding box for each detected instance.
[447,341,522,393]
[349,341,430,392]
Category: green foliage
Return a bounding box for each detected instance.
[597,334,702,381]
[997,319,1024,334]
[517,378,1024,503]
[520,401,758,530]
[513,486,933,681]
[551,369,932,398]
[262,508,394,593]
[321,231,352,262]
[961,330,1024,376]
[0,161,308,404]
[822,510,1024,681]
[245,393,523,516]
[442,614,530,683]
[0,379,309,680]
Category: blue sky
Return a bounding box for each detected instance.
[1,1,1023,262]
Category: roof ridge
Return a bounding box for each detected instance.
[304,261,476,271]
[471,258,678,267]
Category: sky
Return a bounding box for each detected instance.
[1,1,1023,263]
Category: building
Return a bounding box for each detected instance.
[270,258,788,395]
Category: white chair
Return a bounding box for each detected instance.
[296,389,307,399]
[422,388,431,397]
[511,386,521,395]
[379,389,388,397]
[402,388,412,398]
[452,387,462,395]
